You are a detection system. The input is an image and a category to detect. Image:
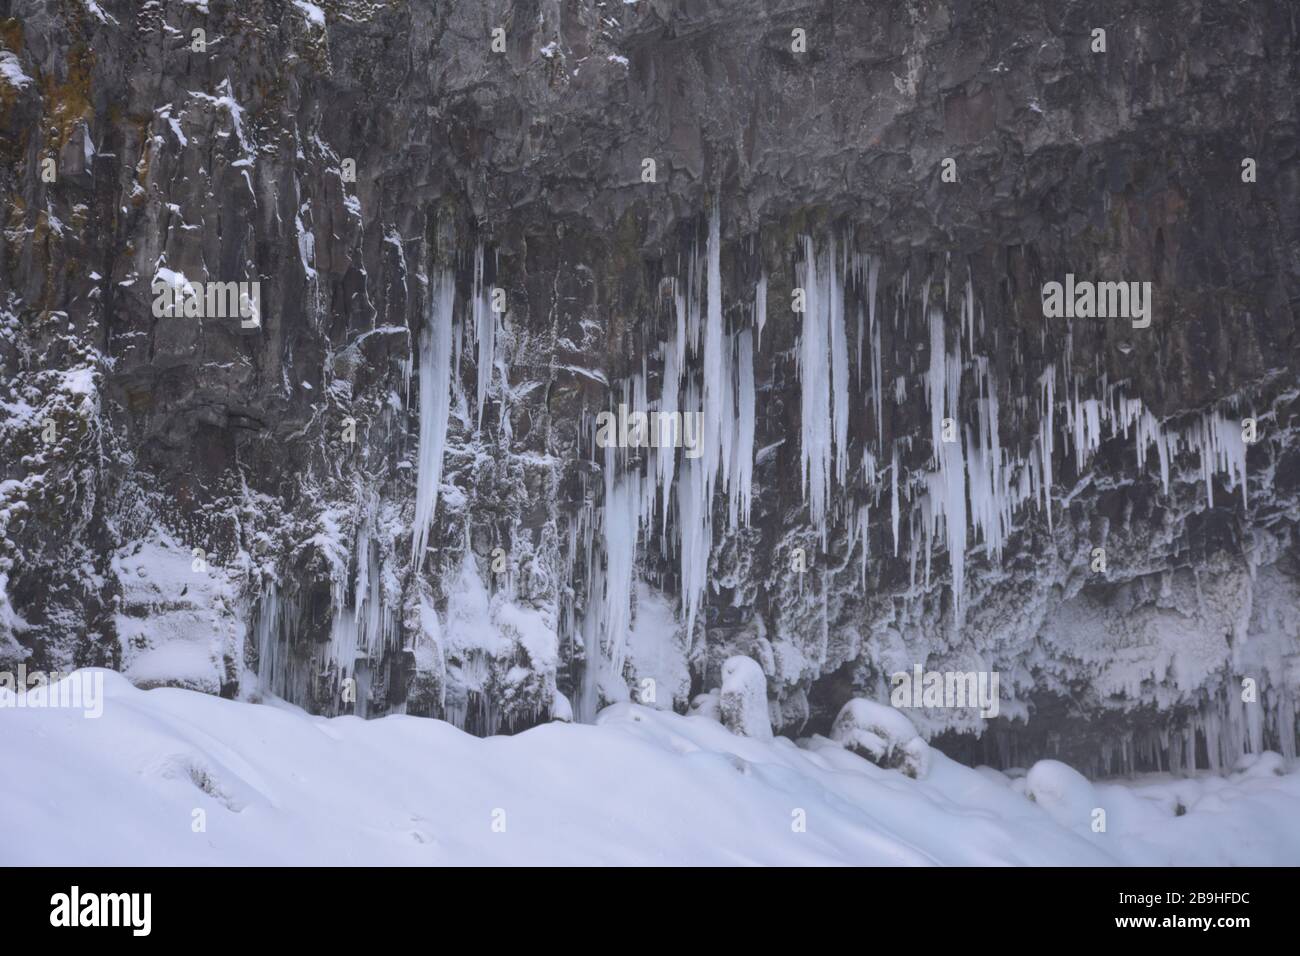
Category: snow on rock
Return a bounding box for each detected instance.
[292,1,325,28]
[403,583,445,707]
[830,698,930,779]
[110,534,242,695]
[0,51,33,91]
[622,582,690,711]
[3,675,1299,865]
[1024,759,1099,830]
[0,572,28,665]
[720,655,772,740]
[550,691,573,722]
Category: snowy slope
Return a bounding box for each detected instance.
[2,670,1298,866]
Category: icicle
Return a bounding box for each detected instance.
[927,307,948,466]
[352,505,393,662]
[327,602,360,708]
[964,271,975,356]
[678,376,710,639]
[731,329,756,528]
[891,442,901,557]
[857,503,870,590]
[829,244,850,488]
[1195,412,1249,509]
[1037,365,1055,529]
[410,270,455,568]
[587,439,641,711]
[968,359,1014,561]
[673,278,688,375]
[797,236,831,538]
[702,205,727,503]
[720,329,736,491]
[687,245,702,354]
[1066,381,1104,474]
[925,426,968,625]
[754,272,767,349]
[255,584,282,695]
[868,256,883,448]
[472,244,494,427]
[856,304,864,386]
[657,338,680,535]
[796,236,849,543]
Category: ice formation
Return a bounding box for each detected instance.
[410,270,455,569]
[553,217,1283,772]
[471,244,495,429]
[124,207,1279,776]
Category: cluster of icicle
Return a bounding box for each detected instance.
[253,215,1255,726]
[254,492,404,717]
[576,207,759,718]
[578,215,1255,709]
[256,245,499,714]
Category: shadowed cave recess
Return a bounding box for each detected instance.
[1,0,1298,780]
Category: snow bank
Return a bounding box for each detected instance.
[3,672,1299,865]
[830,698,930,779]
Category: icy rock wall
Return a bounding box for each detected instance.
[1,1,1297,768]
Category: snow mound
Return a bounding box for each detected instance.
[687,689,720,720]
[2,672,1299,865]
[720,655,772,740]
[830,698,930,779]
[1024,759,1099,829]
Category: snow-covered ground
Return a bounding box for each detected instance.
[2,670,1298,866]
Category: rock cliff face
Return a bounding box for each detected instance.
[2,0,1297,775]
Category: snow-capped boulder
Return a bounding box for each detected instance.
[830,698,930,779]
[1235,751,1285,778]
[550,691,573,722]
[1024,759,1099,829]
[719,656,772,740]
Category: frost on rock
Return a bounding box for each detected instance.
[830,699,931,779]
[720,655,772,740]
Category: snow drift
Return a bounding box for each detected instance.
[2,671,1298,866]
